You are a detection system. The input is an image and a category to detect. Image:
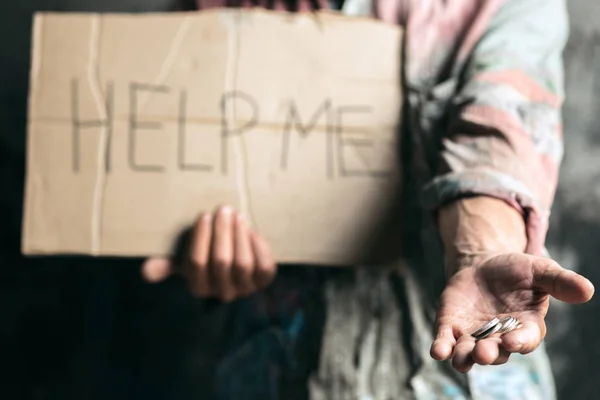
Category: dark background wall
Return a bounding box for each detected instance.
[0,0,598,398]
[545,1,600,398]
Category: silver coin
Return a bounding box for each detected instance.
[498,316,520,335]
[475,321,503,340]
[471,318,500,338]
[498,316,515,332]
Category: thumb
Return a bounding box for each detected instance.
[142,257,173,283]
[532,257,595,304]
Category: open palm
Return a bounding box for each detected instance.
[430,253,594,372]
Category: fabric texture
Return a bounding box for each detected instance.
[0,0,567,399]
[181,0,567,399]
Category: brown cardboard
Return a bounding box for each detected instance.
[23,9,404,265]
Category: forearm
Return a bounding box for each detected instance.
[437,196,527,276]
[424,0,567,274]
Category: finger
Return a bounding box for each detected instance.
[492,348,511,365]
[211,206,237,302]
[250,231,277,290]
[142,258,173,283]
[430,324,456,361]
[188,213,213,297]
[473,337,502,365]
[232,214,256,297]
[451,335,476,373]
[273,0,287,11]
[501,318,544,355]
[533,258,595,304]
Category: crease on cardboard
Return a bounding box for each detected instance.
[34,115,384,132]
[138,16,193,113]
[155,16,192,84]
[310,11,325,31]
[29,15,43,101]
[223,11,257,228]
[88,14,108,255]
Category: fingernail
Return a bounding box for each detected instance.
[237,213,247,224]
[220,205,233,215]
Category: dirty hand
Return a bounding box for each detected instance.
[430,253,594,372]
[142,206,277,302]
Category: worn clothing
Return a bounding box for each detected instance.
[181,0,567,399]
[0,0,565,399]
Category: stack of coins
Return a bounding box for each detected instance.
[471,316,520,341]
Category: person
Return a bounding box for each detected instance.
[0,0,593,399]
[139,0,596,399]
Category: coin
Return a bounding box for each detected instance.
[475,321,503,340]
[471,318,500,338]
[498,316,520,335]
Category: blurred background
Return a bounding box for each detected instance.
[545,1,600,398]
[0,0,599,399]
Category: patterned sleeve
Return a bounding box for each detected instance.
[421,0,569,255]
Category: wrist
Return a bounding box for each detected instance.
[438,196,527,275]
[445,251,501,275]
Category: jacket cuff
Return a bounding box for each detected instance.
[421,169,549,256]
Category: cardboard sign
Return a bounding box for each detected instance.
[23,9,404,265]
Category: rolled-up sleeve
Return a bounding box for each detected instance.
[421,0,568,255]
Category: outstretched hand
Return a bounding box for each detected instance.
[430,253,594,372]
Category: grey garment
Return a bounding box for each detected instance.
[0,0,565,399]
[307,268,474,400]
[309,269,413,400]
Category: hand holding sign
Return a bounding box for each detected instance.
[23,11,404,266]
[143,206,277,301]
